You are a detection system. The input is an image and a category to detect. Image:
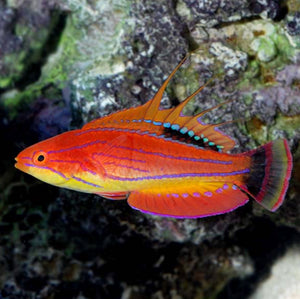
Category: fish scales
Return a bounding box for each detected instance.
[15,56,293,218]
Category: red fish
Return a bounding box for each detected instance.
[15,57,293,218]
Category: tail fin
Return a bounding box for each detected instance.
[244,139,292,211]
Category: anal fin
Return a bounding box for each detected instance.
[127,183,249,218]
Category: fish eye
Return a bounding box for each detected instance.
[38,155,45,162]
[33,151,48,164]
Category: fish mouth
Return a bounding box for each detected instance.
[14,157,19,168]
[15,157,25,172]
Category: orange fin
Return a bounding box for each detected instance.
[82,56,235,152]
[96,191,128,200]
[127,183,248,218]
[82,55,187,132]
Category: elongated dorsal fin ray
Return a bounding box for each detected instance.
[143,55,188,120]
[163,77,214,125]
[82,55,189,131]
[82,55,236,152]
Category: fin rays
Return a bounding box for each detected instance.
[128,183,249,218]
[82,56,236,152]
[144,55,189,120]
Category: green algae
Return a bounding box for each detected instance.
[0,51,26,88]
[222,20,298,85]
[251,37,277,62]
[2,0,133,122]
[246,113,300,146]
[1,1,299,298]
[272,114,300,139]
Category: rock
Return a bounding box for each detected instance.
[249,247,300,299]
[0,0,299,298]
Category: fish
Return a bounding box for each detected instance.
[15,56,293,218]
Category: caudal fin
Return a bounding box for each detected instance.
[244,139,293,211]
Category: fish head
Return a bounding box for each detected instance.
[15,132,77,187]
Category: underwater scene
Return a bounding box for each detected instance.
[1,0,300,298]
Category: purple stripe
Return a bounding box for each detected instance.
[103,161,149,173]
[50,128,230,168]
[76,127,130,136]
[204,191,213,197]
[48,140,106,154]
[92,152,146,164]
[107,168,250,181]
[24,163,68,179]
[72,176,103,188]
[114,145,232,165]
[75,127,222,151]
[49,159,97,175]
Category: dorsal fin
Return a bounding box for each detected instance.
[82,55,188,132]
[82,55,236,152]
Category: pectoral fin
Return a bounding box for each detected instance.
[96,191,128,200]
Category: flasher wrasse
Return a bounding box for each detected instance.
[15,57,293,218]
